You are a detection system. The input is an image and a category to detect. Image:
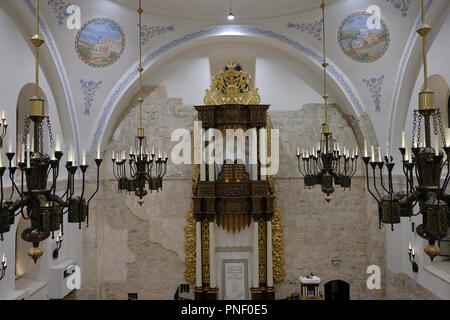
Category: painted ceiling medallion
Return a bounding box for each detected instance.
[338,12,390,63]
[75,18,125,68]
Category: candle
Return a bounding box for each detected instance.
[408,242,412,251]
[401,131,405,148]
[364,140,367,157]
[0,153,3,168]
[26,134,30,152]
[371,145,375,162]
[152,147,155,155]
[51,145,56,161]
[21,143,25,164]
[82,149,86,165]
[355,147,358,157]
[122,151,126,161]
[378,146,382,162]
[405,148,409,162]
[8,135,12,153]
[1,111,5,120]
[435,134,439,156]
[447,128,450,147]
[27,148,30,168]
[409,148,412,163]
[56,135,61,152]
[413,132,417,148]
[112,151,115,160]
[386,142,390,159]
[412,247,415,256]
[68,145,73,162]
[31,137,34,153]
[97,144,101,159]
[297,147,300,156]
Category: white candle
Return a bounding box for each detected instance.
[378,146,382,162]
[21,143,25,164]
[31,137,34,153]
[0,153,3,168]
[446,128,450,147]
[297,147,300,156]
[122,151,126,161]
[68,145,73,162]
[82,149,86,165]
[409,148,412,163]
[8,135,12,153]
[401,131,405,148]
[413,132,417,148]
[72,146,76,166]
[27,149,30,168]
[97,144,101,159]
[405,148,409,162]
[386,142,390,159]
[51,145,55,161]
[435,134,439,156]
[409,242,412,251]
[371,145,375,162]
[56,135,61,152]
[112,151,115,160]
[26,134,30,152]
[412,247,415,256]
[152,146,155,155]
[364,140,367,157]
[355,147,358,156]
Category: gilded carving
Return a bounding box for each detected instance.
[202,218,210,284]
[204,62,261,105]
[272,200,286,283]
[258,218,267,284]
[184,201,196,283]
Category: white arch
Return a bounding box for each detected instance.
[91,25,366,150]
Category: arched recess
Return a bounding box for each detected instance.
[0,0,78,158]
[92,25,371,151]
[389,0,449,150]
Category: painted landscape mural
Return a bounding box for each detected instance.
[338,12,389,63]
[76,18,125,68]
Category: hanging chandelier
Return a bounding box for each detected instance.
[0,0,102,263]
[363,0,448,261]
[111,0,168,206]
[296,0,358,202]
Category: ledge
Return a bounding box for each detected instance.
[15,277,47,297]
[424,260,450,284]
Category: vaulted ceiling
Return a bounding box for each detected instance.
[111,0,341,20]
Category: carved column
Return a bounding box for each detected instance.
[206,214,218,300]
[251,214,261,299]
[266,214,275,300]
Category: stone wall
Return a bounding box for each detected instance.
[76,85,431,300]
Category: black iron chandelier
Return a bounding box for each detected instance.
[0,0,102,263]
[111,0,168,206]
[296,1,358,202]
[363,0,448,261]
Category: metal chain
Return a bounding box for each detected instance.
[22,118,31,146]
[417,114,422,146]
[46,118,54,147]
[39,122,44,153]
[436,109,446,146]
[432,112,438,136]
[412,111,417,146]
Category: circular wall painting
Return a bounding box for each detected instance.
[75,18,125,68]
[338,12,389,63]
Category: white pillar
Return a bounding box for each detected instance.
[195,221,202,288]
[200,129,206,181]
[252,220,259,289]
[259,129,267,181]
[209,221,216,288]
[266,220,273,288]
[208,133,215,181]
[251,128,258,181]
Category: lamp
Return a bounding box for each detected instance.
[111,0,168,206]
[52,232,62,259]
[296,1,357,202]
[363,0,448,261]
[408,243,419,273]
[227,0,235,20]
[0,254,6,280]
[0,0,103,263]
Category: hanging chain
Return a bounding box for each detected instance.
[436,109,446,146]
[39,122,44,153]
[432,112,439,138]
[412,111,417,146]
[46,118,54,147]
[417,114,422,146]
[22,118,31,146]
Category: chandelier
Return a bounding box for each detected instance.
[111,0,168,206]
[0,0,102,263]
[296,0,358,202]
[363,0,448,261]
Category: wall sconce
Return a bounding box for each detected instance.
[408,242,418,273]
[52,233,63,259]
[0,253,7,280]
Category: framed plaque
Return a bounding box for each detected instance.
[222,259,249,300]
